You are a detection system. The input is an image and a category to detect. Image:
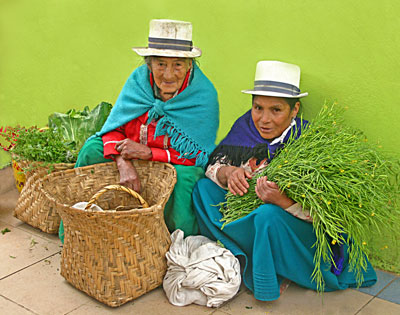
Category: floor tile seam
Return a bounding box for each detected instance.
[373,276,399,299]
[14,223,63,244]
[375,277,400,305]
[63,302,87,315]
[0,221,62,249]
[0,217,62,245]
[211,289,246,315]
[0,293,40,315]
[354,284,400,315]
[353,294,376,315]
[0,250,61,281]
[211,308,231,315]
[353,273,400,299]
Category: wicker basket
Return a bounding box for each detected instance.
[38,161,176,307]
[13,156,75,233]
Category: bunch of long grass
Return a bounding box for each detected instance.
[220,103,400,292]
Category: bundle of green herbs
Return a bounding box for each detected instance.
[11,127,78,164]
[2,101,112,168]
[220,103,400,292]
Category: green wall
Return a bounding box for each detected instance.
[1,0,399,166]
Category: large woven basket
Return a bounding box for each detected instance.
[13,156,75,233]
[38,161,176,307]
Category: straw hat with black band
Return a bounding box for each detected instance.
[242,60,308,99]
[132,19,202,58]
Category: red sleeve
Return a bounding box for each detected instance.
[150,147,197,166]
[102,126,126,159]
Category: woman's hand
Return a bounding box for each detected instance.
[218,166,253,196]
[255,176,295,209]
[115,139,152,160]
[115,155,141,193]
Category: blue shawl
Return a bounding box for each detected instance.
[94,63,219,168]
[208,110,307,166]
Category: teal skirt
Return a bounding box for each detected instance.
[192,178,377,301]
[59,136,203,243]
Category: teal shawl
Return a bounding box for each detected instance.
[94,64,219,167]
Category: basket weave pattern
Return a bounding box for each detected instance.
[13,157,75,233]
[39,161,176,307]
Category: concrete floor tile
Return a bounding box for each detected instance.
[354,269,397,296]
[0,166,16,194]
[0,295,36,314]
[0,254,91,315]
[357,297,400,315]
[0,186,19,209]
[218,283,374,315]
[0,186,61,244]
[0,222,61,279]
[377,277,400,305]
[0,184,21,227]
[68,287,215,315]
[0,209,23,228]
[14,222,61,244]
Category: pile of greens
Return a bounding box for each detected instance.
[11,101,112,165]
[1,126,30,152]
[220,103,400,292]
[48,101,112,151]
[12,128,78,164]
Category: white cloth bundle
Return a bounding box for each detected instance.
[163,229,241,308]
[71,202,103,211]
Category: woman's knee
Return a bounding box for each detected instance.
[76,136,106,166]
[255,204,287,225]
[195,178,213,190]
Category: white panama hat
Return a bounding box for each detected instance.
[132,19,202,58]
[242,61,308,98]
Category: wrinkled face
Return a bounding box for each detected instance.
[148,57,192,101]
[251,95,300,140]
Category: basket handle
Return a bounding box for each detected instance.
[85,184,149,210]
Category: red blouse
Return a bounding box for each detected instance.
[102,112,196,166]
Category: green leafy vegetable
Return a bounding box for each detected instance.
[12,128,78,163]
[48,101,112,151]
[1,228,11,235]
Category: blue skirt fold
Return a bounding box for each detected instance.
[192,178,377,301]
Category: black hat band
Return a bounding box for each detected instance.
[148,37,193,52]
[254,80,301,96]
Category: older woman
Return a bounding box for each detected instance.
[193,61,376,301]
[59,19,219,242]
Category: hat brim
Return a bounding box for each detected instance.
[132,46,202,58]
[241,89,308,98]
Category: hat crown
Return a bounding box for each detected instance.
[254,61,301,88]
[241,60,308,98]
[149,19,192,41]
[132,19,202,58]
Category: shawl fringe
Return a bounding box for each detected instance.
[207,143,274,167]
[154,115,210,167]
